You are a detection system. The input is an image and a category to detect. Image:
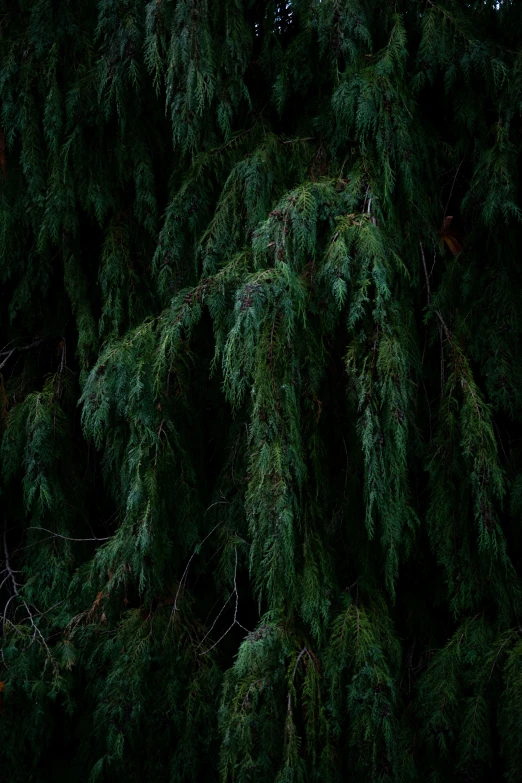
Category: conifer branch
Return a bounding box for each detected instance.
[2,1,522,777]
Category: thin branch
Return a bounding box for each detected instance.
[2,531,52,658]
[0,349,15,369]
[292,646,308,680]
[443,158,464,219]
[32,599,66,619]
[419,241,431,306]
[199,547,249,655]
[2,532,20,597]
[283,137,313,144]
[164,512,228,638]
[0,337,49,370]
[56,337,66,399]
[196,593,233,649]
[30,527,112,542]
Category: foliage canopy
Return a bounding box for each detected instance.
[1,1,522,781]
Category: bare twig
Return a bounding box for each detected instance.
[283,137,313,144]
[30,527,112,542]
[164,504,229,638]
[443,158,464,220]
[419,241,431,306]
[56,338,66,398]
[198,547,249,655]
[0,349,15,369]
[433,310,452,395]
[435,310,452,342]
[2,530,53,659]
[0,337,49,370]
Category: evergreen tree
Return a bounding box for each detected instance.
[1,1,522,780]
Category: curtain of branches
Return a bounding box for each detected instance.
[1,1,522,780]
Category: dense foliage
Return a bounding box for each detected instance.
[1,0,522,780]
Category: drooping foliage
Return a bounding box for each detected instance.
[1,1,522,780]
